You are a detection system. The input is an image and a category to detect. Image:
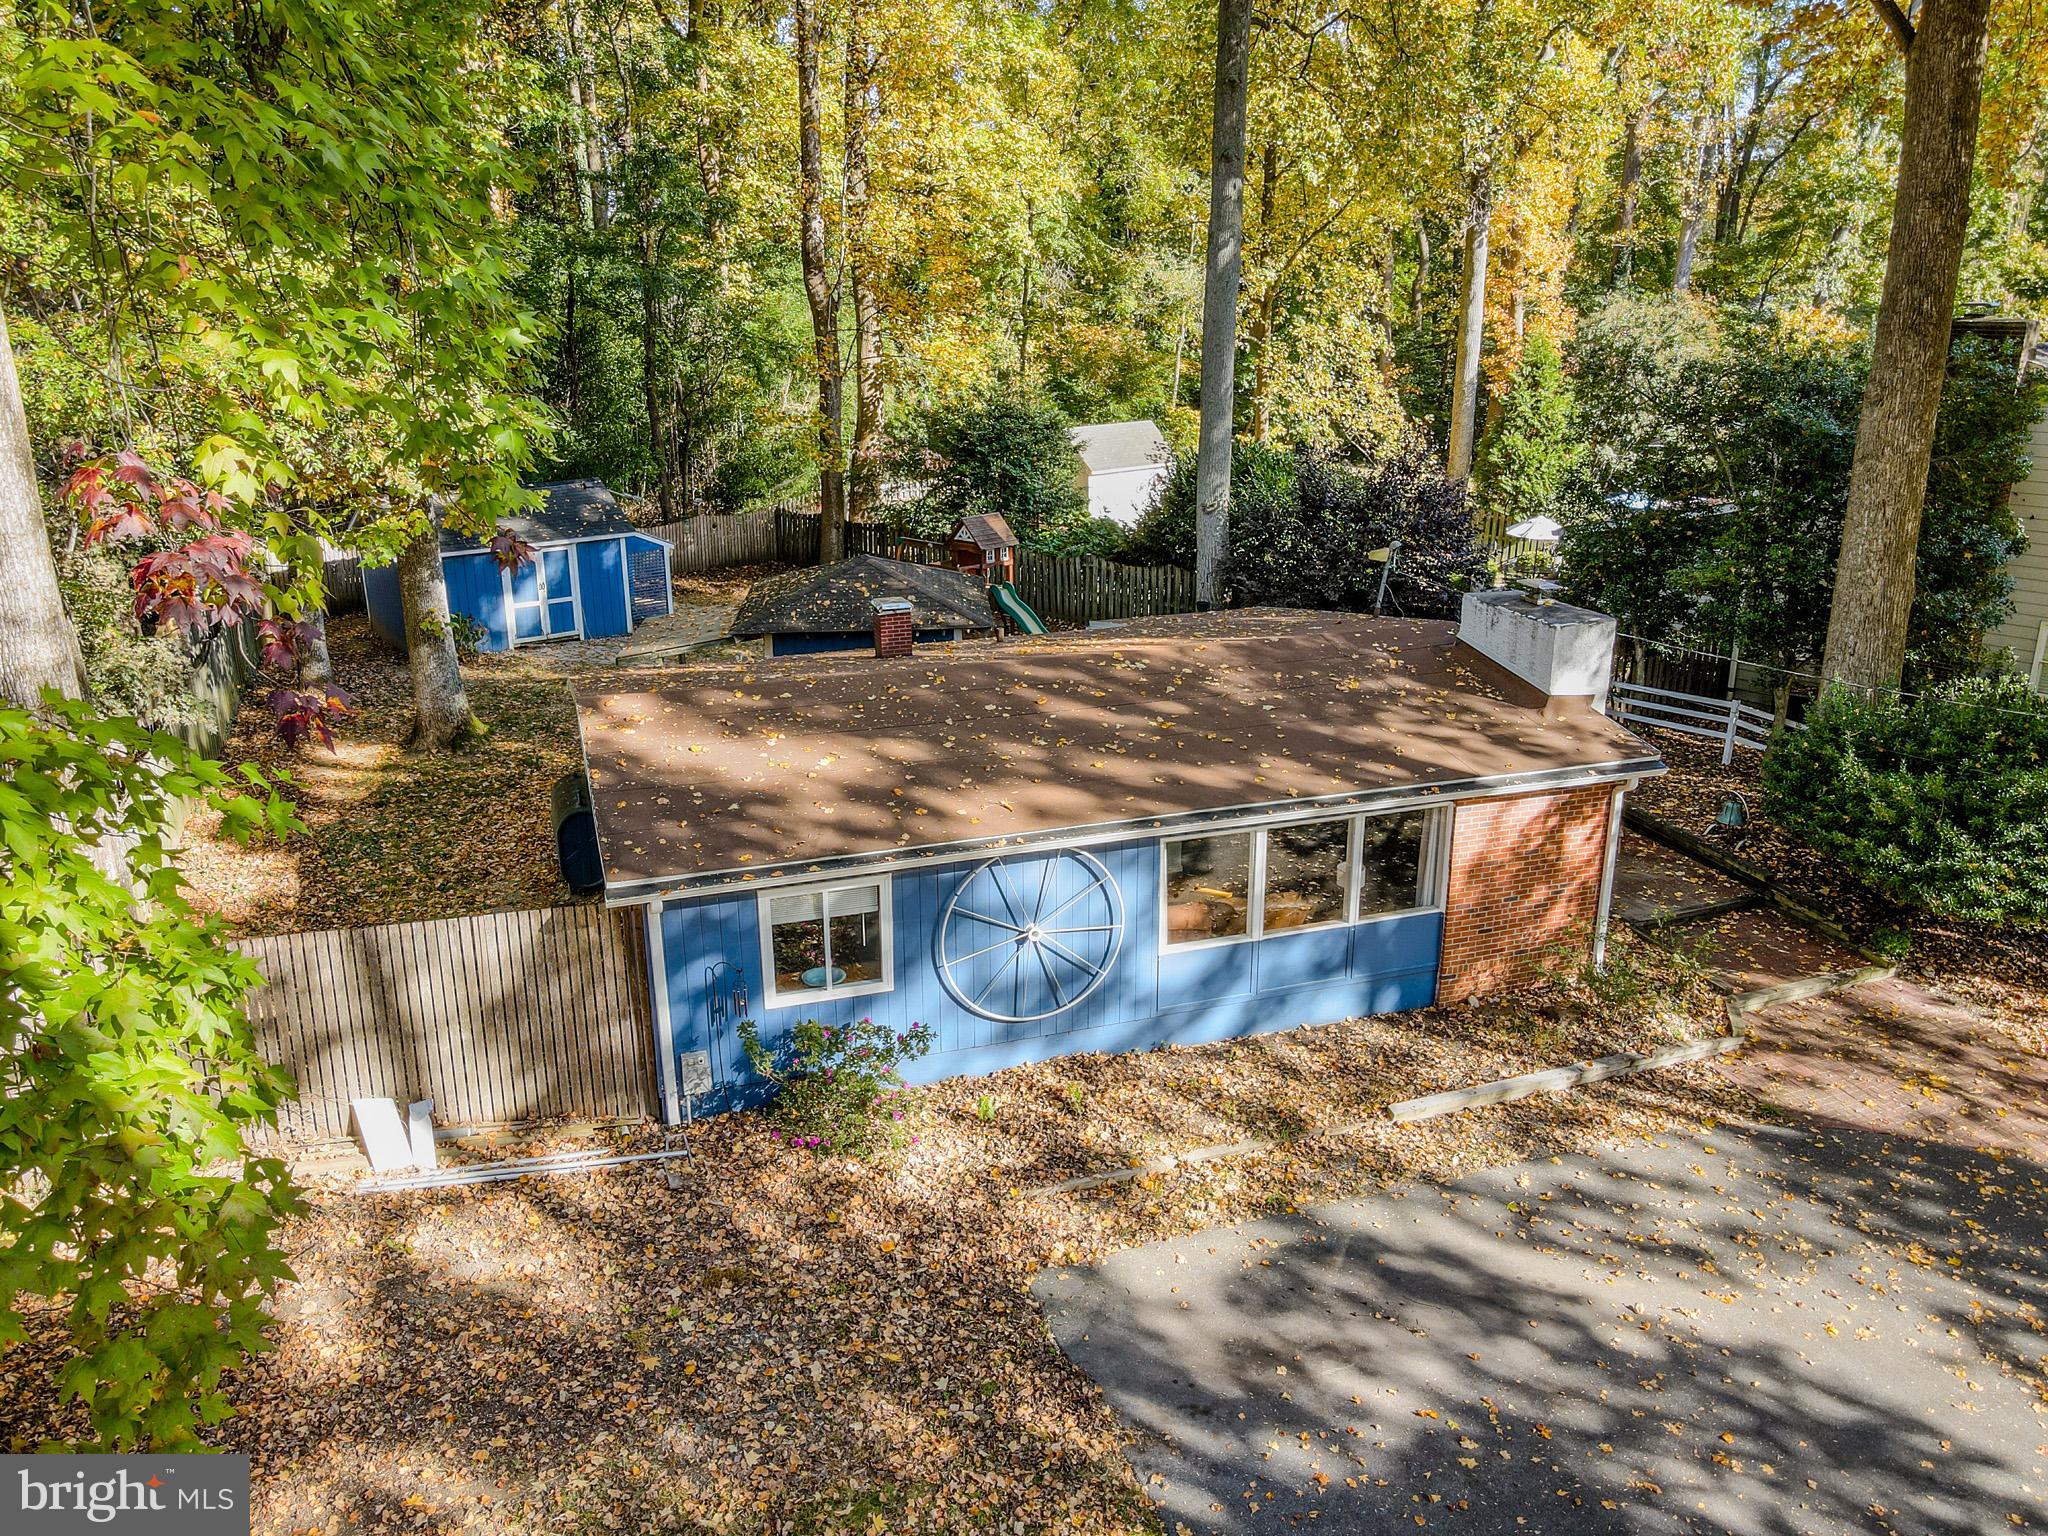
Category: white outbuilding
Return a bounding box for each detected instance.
[1068,420,1173,527]
[1981,323,2048,690]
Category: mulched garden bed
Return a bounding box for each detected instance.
[1622,733,2039,999]
[1627,725,2048,1048]
[1,936,1748,1534]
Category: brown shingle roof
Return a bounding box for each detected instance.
[574,609,1662,898]
[949,513,1016,551]
[730,555,997,638]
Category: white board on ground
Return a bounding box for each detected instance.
[351,1097,414,1173]
[407,1099,438,1170]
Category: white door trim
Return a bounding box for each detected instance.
[503,545,586,646]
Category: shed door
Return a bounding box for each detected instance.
[507,547,581,644]
[541,548,579,635]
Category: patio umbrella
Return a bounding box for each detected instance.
[1503,514,1563,543]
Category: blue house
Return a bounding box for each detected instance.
[364,479,672,653]
[573,599,1661,1125]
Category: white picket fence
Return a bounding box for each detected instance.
[1610,679,1776,763]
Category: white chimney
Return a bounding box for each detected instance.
[1457,589,1616,713]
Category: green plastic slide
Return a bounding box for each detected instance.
[990,581,1048,635]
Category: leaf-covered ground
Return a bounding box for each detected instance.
[176,567,775,937]
[2,940,1753,1533]
[1626,726,2048,1057]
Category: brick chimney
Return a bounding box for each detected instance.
[872,597,914,659]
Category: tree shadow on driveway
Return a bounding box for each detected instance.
[1036,1119,2048,1534]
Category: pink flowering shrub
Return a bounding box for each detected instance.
[737,1016,935,1156]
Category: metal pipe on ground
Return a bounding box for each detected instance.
[366,1144,694,1193]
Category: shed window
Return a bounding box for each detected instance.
[1163,807,1444,948]
[761,877,892,1006]
[1164,833,1252,945]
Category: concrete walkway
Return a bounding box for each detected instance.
[1037,833,2048,1533]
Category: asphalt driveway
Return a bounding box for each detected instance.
[1034,1119,2048,1534]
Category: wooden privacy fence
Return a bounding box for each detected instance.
[238,903,656,1141]
[1610,679,1777,763]
[1472,507,1556,568]
[1015,552,1193,623]
[322,554,365,614]
[639,506,783,572]
[170,618,260,759]
[772,506,1195,625]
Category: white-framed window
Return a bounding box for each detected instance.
[1161,807,1447,949]
[758,875,894,1007]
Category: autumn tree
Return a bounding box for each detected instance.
[1,0,546,750]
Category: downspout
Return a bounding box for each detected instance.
[645,901,681,1126]
[1591,779,1632,971]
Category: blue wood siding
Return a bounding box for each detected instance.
[443,552,509,651]
[769,629,962,656]
[654,833,1441,1116]
[363,563,404,647]
[363,554,509,652]
[576,537,631,639]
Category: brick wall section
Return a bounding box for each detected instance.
[873,609,914,658]
[1437,784,1617,1002]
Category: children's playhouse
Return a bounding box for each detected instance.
[572,596,1661,1123]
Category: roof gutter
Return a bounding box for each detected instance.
[600,752,1666,908]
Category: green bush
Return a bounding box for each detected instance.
[738,1016,935,1156]
[896,384,1092,552]
[1125,437,1482,615]
[1762,678,2048,927]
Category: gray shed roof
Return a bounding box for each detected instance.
[443,479,635,552]
[1068,420,1172,476]
[730,555,999,638]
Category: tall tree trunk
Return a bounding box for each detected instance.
[1409,219,1431,334]
[1821,0,1993,691]
[1445,172,1491,481]
[567,0,607,230]
[564,8,596,231]
[1248,142,1278,444]
[1672,127,1716,295]
[794,0,845,562]
[397,507,480,752]
[0,304,86,710]
[844,6,884,524]
[291,548,335,687]
[640,233,678,522]
[1193,0,1252,609]
[1614,107,1645,283]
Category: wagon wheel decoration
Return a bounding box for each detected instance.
[937,850,1125,1023]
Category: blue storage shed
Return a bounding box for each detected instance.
[572,603,1662,1125]
[364,479,672,653]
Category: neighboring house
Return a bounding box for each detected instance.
[572,594,1660,1125]
[728,555,1000,656]
[364,479,673,653]
[1068,420,1173,526]
[1983,328,2048,689]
